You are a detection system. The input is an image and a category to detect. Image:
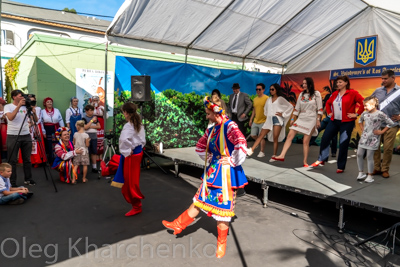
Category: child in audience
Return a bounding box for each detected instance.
[0,163,32,204]
[82,105,100,173]
[73,120,90,183]
[357,96,394,183]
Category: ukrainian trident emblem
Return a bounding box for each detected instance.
[355,36,377,67]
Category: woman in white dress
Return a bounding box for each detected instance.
[246,84,293,161]
[274,78,323,167]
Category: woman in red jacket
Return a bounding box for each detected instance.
[311,76,364,173]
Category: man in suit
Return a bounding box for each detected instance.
[227,83,252,136]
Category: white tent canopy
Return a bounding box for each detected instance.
[107,0,400,72]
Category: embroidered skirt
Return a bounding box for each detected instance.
[193,185,236,222]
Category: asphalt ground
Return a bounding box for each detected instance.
[1,147,400,267]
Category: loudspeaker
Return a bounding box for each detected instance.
[131,75,151,101]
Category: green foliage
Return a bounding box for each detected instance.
[4,58,20,102]
[114,89,206,149]
[63,7,77,14]
[113,89,258,148]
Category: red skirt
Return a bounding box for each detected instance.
[0,123,7,151]
[18,126,46,166]
[97,117,104,155]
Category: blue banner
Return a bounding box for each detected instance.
[330,64,400,80]
[114,56,281,95]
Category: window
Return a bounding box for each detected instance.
[1,30,14,45]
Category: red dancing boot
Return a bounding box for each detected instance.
[125,200,142,217]
[125,207,142,217]
[216,227,229,258]
[162,210,194,235]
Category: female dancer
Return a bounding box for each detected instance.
[91,95,105,156]
[65,97,82,142]
[0,97,7,160]
[311,75,364,173]
[162,97,248,258]
[52,127,83,184]
[41,97,64,164]
[112,103,146,217]
[273,78,323,167]
[28,94,46,166]
[247,84,293,161]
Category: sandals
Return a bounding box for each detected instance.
[82,178,88,183]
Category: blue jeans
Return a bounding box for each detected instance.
[0,192,23,205]
[310,117,338,154]
[318,120,355,170]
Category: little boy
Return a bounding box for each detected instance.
[82,105,101,172]
[0,163,32,205]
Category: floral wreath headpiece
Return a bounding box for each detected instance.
[203,96,226,116]
[55,127,71,141]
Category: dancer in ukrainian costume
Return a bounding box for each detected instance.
[91,95,105,156]
[41,97,65,164]
[0,98,7,161]
[111,103,146,217]
[162,97,248,258]
[52,127,82,184]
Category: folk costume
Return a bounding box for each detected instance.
[41,97,65,163]
[65,97,82,142]
[162,97,248,258]
[52,127,77,184]
[92,99,105,155]
[0,109,7,159]
[24,106,46,166]
[111,122,146,217]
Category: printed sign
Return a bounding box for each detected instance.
[330,64,400,80]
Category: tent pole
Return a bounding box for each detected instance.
[104,41,108,132]
[185,48,188,64]
[242,58,245,70]
[281,65,285,75]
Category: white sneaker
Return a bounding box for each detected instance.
[246,148,253,156]
[357,172,367,180]
[257,152,265,158]
[269,155,276,162]
[364,175,374,183]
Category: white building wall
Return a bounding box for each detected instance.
[1,17,106,92]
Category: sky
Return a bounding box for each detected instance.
[12,0,126,21]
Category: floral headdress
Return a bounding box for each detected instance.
[203,96,226,116]
[55,127,71,141]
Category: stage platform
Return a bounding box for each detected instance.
[155,143,400,231]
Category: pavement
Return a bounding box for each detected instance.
[1,149,400,267]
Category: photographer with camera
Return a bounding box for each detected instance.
[4,90,36,186]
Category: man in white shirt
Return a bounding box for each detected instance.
[4,90,35,186]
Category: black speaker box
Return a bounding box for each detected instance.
[131,75,151,101]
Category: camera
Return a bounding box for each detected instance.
[105,130,115,140]
[23,94,34,112]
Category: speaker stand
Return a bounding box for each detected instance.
[138,103,168,175]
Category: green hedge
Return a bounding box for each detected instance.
[114,89,255,148]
